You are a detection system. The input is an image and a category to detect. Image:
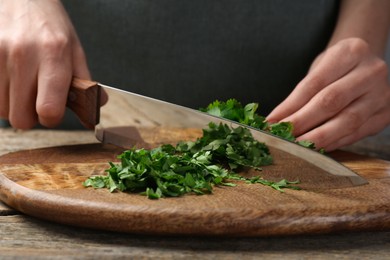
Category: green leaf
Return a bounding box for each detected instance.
[184,173,196,188]
[83,99,309,199]
[201,99,321,150]
[145,187,163,199]
[246,176,301,192]
[268,122,295,141]
[83,176,107,189]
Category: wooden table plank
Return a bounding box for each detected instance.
[0,128,97,156]
[1,215,389,259]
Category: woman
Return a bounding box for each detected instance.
[0,0,389,152]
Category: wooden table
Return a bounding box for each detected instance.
[1,128,389,259]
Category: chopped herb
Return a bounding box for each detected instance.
[84,123,300,199]
[200,99,268,130]
[200,98,319,150]
[83,99,313,199]
[245,176,301,192]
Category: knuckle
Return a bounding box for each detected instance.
[39,32,70,54]
[343,110,363,132]
[350,38,369,52]
[302,74,326,94]
[330,38,369,62]
[344,38,369,56]
[8,39,28,61]
[316,89,343,113]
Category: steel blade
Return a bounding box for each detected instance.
[96,84,368,187]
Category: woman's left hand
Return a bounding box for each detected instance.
[267,38,390,151]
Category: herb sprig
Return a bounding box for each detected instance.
[200,99,317,149]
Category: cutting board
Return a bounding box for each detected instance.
[0,128,389,237]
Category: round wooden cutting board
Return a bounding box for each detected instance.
[0,142,389,237]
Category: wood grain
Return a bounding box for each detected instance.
[0,215,389,259]
[0,130,389,237]
[67,78,100,129]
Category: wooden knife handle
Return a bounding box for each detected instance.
[67,77,100,130]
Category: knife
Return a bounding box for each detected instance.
[67,78,368,188]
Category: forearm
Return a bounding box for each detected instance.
[328,0,390,57]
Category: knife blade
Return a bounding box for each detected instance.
[67,78,368,187]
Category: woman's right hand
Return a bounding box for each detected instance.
[0,0,91,129]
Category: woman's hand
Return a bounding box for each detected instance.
[267,38,390,151]
[0,0,90,129]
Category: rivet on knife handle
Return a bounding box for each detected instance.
[67,77,101,129]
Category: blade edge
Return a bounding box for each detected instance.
[96,84,367,186]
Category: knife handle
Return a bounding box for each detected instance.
[67,78,100,130]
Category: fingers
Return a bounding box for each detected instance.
[36,37,73,128]
[35,32,92,128]
[7,41,39,129]
[296,89,389,151]
[325,107,390,151]
[3,34,88,129]
[267,39,365,122]
[267,38,390,151]
[0,0,91,129]
[282,55,379,137]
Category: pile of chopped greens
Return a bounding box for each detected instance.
[84,122,300,199]
[200,99,317,149]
